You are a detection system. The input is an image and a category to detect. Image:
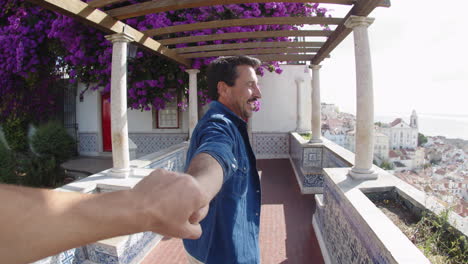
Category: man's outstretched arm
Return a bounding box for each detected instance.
[0,169,208,264]
[185,153,224,221]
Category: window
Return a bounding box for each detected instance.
[154,97,180,129]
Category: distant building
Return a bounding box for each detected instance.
[387,148,425,171]
[321,103,339,119]
[323,129,346,148]
[375,132,390,160]
[378,110,419,150]
[345,131,389,160]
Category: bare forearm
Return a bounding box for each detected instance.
[0,168,208,264]
[0,184,139,264]
[186,153,224,201]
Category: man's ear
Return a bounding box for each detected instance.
[217,81,228,99]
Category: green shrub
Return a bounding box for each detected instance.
[31,121,76,164]
[17,154,62,187]
[0,141,16,184]
[414,210,468,264]
[2,117,29,153]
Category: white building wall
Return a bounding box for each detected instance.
[127,109,153,132]
[323,131,346,148]
[76,83,189,134]
[321,103,338,119]
[375,133,389,160]
[127,108,189,133]
[252,65,312,133]
[76,83,100,133]
[381,124,418,150]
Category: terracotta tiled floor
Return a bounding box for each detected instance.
[141,159,323,264]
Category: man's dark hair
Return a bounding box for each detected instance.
[207,56,261,101]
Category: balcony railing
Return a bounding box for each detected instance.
[289,132,467,264]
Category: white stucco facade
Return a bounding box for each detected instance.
[76,82,189,156]
[76,83,102,133]
[374,132,389,160]
[379,118,418,150]
[321,103,338,119]
[76,84,189,135]
[75,64,318,158]
[345,131,389,161]
[252,65,312,133]
[323,130,346,148]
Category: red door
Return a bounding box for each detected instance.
[102,93,112,152]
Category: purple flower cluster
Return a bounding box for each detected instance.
[0,0,329,120]
[253,100,261,112]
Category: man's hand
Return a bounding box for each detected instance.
[130,169,210,239]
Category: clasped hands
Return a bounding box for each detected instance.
[129,169,210,239]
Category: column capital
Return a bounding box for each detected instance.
[309,64,322,70]
[105,32,134,43]
[185,69,200,75]
[344,15,375,29]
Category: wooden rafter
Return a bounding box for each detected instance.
[173,41,325,53]
[88,0,126,8]
[180,47,320,58]
[27,0,191,66]
[106,0,356,20]
[159,30,331,45]
[144,17,343,37]
[249,54,316,62]
[27,0,391,66]
[312,0,388,64]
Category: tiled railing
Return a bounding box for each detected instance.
[288,132,467,264]
[35,142,189,264]
[289,133,351,194]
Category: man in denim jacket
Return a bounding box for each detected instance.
[183,56,262,264]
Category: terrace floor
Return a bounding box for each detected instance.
[141,159,324,264]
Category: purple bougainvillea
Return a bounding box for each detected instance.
[0,0,330,121]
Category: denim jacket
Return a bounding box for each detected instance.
[183,101,261,264]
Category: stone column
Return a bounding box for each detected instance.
[295,79,308,132]
[345,15,378,180]
[104,33,134,178]
[310,65,322,143]
[186,69,199,138]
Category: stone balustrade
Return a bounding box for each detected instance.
[289,132,467,264]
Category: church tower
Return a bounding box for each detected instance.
[410,110,418,129]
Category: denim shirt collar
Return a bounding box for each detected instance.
[210,101,247,129]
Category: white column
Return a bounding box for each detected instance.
[104,33,134,178]
[186,69,199,138]
[310,65,322,143]
[345,15,378,180]
[295,79,308,132]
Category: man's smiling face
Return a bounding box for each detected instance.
[218,65,262,120]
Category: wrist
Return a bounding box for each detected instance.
[117,189,147,234]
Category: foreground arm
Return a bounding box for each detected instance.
[186,153,224,210]
[0,169,208,264]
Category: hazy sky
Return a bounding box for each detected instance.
[316,0,468,117]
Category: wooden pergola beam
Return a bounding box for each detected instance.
[250,54,317,62]
[159,30,331,45]
[144,17,343,37]
[174,41,325,53]
[107,0,356,20]
[312,0,391,64]
[26,0,191,67]
[180,47,320,58]
[88,0,126,8]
